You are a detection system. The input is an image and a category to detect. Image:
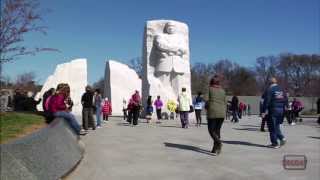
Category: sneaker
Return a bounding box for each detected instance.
[97,126,102,129]
[260,129,265,132]
[79,130,87,135]
[291,122,296,125]
[280,139,287,146]
[269,144,280,149]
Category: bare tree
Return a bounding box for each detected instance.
[255,56,278,91]
[0,0,58,75]
[128,57,143,78]
[92,77,105,96]
[278,53,320,96]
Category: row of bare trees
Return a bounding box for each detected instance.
[191,53,320,97]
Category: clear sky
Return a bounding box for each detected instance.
[3,0,319,84]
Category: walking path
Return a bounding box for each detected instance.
[66,115,320,180]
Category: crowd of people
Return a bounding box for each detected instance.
[6,75,320,156]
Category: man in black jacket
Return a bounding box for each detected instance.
[81,86,95,131]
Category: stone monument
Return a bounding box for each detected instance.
[142,20,192,113]
[104,60,142,115]
[35,59,87,116]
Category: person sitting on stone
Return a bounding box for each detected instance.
[49,83,86,135]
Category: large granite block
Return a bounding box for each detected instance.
[104,60,142,115]
[35,59,87,116]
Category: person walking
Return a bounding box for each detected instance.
[94,89,103,128]
[81,85,96,131]
[231,96,239,123]
[193,92,205,127]
[262,77,288,148]
[154,96,163,123]
[206,75,226,155]
[178,87,191,128]
[101,97,112,122]
[131,90,141,126]
[146,96,153,123]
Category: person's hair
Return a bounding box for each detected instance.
[210,74,221,86]
[269,77,277,84]
[86,85,92,92]
[182,87,186,92]
[157,95,160,99]
[95,89,100,94]
[197,92,202,96]
[59,84,70,96]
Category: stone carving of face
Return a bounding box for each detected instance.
[165,22,176,34]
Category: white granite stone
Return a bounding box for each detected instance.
[142,20,192,113]
[35,59,87,116]
[104,60,142,116]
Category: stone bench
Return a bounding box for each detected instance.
[0,118,84,180]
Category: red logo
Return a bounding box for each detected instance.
[283,155,307,170]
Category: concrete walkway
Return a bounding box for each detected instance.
[66,115,320,180]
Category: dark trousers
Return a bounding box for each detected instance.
[82,107,95,130]
[267,115,285,145]
[132,109,139,125]
[261,115,267,130]
[180,111,189,128]
[231,110,239,122]
[156,109,162,120]
[127,110,133,123]
[207,118,224,150]
[103,113,109,121]
[285,110,293,124]
[195,109,202,125]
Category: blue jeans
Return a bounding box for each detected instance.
[180,111,189,128]
[54,111,81,135]
[267,115,285,145]
[96,106,102,126]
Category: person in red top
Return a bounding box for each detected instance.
[101,97,112,121]
[49,83,85,135]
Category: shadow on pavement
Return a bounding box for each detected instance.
[233,127,260,131]
[240,124,260,128]
[164,142,214,156]
[159,125,182,128]
[307,136,320,140]
[222,140,268,148]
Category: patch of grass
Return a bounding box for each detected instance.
[0,112,46,144]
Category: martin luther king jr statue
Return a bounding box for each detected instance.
[142,20,192,114]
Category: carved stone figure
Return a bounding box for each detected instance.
[142,20,192,114]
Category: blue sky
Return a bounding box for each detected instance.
[3,0,319,84]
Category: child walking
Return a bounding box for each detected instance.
[101,97,112,122]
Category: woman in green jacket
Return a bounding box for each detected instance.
[206,75,226,155]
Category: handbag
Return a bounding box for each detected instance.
[189,105,194,113]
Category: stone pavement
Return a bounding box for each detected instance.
[66,115,320,180]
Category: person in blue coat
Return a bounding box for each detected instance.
[262,77,288,148]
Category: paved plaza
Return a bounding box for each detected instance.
[67,115,320,180]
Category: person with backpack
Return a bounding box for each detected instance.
[262,77,288,149]
[193,92,205,127]
[81,85,96,131]
[178,87,191,128]
[101,97,112,122]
